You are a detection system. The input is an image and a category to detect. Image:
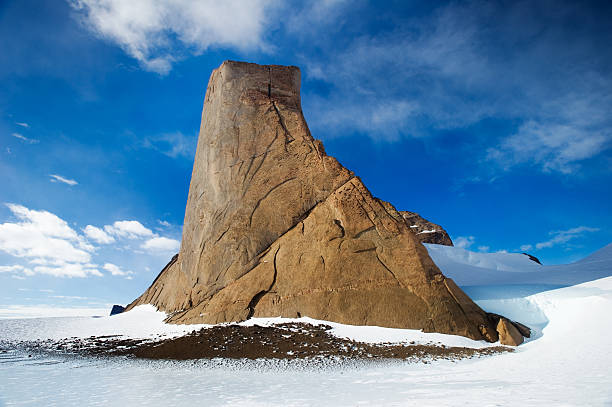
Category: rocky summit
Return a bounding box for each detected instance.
[127,61,501,342]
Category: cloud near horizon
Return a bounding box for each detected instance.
[0,204,179,278]
[534,226,600,250]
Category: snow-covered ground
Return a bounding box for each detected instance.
[1,243,611,406]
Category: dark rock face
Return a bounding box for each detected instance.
[399,211,454,246]
[126,61,500,342]
[522,253,542,265]
[110,305,125,316]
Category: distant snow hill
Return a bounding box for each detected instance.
[426,242,612,299]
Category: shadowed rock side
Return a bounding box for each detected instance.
[400,211,453,246]
[127,61,499,342]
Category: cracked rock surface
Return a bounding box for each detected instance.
[126,61,499,342]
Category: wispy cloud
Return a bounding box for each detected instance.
[454,236,475,249]
[143,132,196,159]
[49,174,78,186]
[487,121,609,174]
[15,122,30,128]
[70,0,276,74]
[11,133,39,144]
[535,226,600,250]
[299,1,612,174]
[284,0,352,38]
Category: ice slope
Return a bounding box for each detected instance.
[426,242,612,299]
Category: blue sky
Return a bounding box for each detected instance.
[1,0,611,314]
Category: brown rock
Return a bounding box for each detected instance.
[487,313,531,340]
[400,211,453,246]
[497,318,524,346]
[126,61,499,342]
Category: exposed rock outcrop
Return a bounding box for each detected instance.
[496,318,525,346]
[400,211,454,246]
[487,313,530,345]
[127,61,500,342]
[109,305,125,316]
[522,253,542,265]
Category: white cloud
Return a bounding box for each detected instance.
[15,122,30,128]
[32,263,102,278]
[11,133,39,144]
[83,225,115,244]
[158,220,170,227]
[0,204,179,278]
[141,236,180,253]
[0,204,102,278]
[70,0,275,74]
[102,262,133,278]
[477,245,490,252]
[0,265,33,274]
[535,226,599,250]
[0,204,93,264]
[454,236,475,249]
[49,174,78,186]
[520,244,533,252]
[104,220,153,239]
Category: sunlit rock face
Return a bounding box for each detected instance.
[127,61,498,342]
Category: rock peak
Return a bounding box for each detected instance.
[127,61,501,342]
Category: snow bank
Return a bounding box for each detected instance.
[0,305,209,342]
[426,242,612,287]
[0,306,110,319]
